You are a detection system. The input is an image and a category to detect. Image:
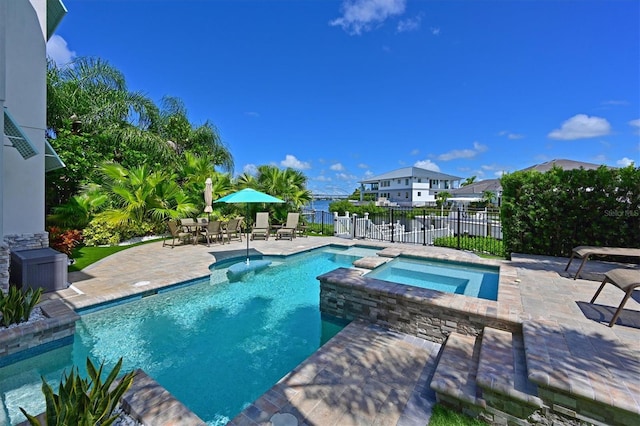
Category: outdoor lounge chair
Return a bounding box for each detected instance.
[163,220,192,247]
[200,220,225,246]
[251,212,270,240]
[564,246,640,279]
[590,268,640,327]
[224,217,244,242]
[276,212,299,240]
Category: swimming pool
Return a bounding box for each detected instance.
[0,245,380,426]
[365,256,500,301]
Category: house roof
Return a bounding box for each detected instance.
[360,167,463,184]
[451,179,502,195]
[47,0,67,40]
[521,159,607,173]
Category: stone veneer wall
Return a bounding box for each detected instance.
[0,299,79,365]
[0,244,8,294]
[1,232,49,292]
[318,268,519,343]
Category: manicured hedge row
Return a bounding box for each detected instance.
[500,165,639,258]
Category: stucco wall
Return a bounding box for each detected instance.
[2,0,47,237]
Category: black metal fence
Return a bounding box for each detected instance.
[302,207,505,257]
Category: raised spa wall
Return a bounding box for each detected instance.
[318,254,524,343]
[0,299,79,368]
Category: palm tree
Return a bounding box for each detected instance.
[481,190,495,207]
[156,96,234,173]
[176,152,233,213]
[92,163,197,228]
[436,191,452,216]
[461,176,477,187]
[236,165,312,223]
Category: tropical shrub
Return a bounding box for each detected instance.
[434,236,505,258]
[82,217,160,246]
[20,357,136,426]
[501,165,639,258]
[0,286,43,327]
[48,227,83,257]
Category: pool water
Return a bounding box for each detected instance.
[0,245,379,426]
[365,256,500,301]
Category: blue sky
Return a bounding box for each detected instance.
[47,0,639,195]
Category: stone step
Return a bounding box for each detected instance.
[476,327,543,418]
[430,332,486,410]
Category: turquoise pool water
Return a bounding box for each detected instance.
[365,256,500,301]
[0,245,379,426]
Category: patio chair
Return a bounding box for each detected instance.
[224,217,244,242]
[590,268,640,327]
[200,220,226,246]
[276,212,299,240]
[251,212,271,240]
[163,220,192,248]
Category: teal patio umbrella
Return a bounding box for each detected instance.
[214,188,284,265]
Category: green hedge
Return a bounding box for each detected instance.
[500,165,639,258]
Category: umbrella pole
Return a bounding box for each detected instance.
[246,204,250,264]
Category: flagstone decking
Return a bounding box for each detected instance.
[38,236,639,426]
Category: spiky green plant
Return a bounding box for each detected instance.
[20,357,136,426]
[0,286,43,327]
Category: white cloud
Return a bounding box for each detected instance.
[397,14,422,33]
[336,173,357,181]
[46,35,76,67]
[364,170,374,177]
[410,149,420,156]
[629,118,640,134]
[315,175,332,182]
[617,157,635,167]
[437,142,487,161]
[499,130,524,140]
[243,164,258,175]
[414,159,440,172]
[330,0,406,35]
[494,170,507,177]
[358,163,369,169]
[473,141,488,152]
[330,163,345,171]
[244,111,260,118]
[601,100,629,106]
[430,27,440,36]
[280,155,311,170]
[548,114,611,140]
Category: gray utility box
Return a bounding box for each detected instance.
[10,248,69,293]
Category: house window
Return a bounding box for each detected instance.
[397,192,401,197]
[405,179,409,185]
[444,181,450,189]
[405,192,409,198]
[397,179,401,184]
[417,178,421,183]
[417,191,421,196]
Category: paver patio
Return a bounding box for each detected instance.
[39,236,639,425]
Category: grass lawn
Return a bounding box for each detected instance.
[429,404,486,426]
[68,237,164,272]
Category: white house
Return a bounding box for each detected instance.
[1,0,67,291]
[359,167,462,207]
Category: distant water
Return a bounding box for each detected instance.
[304,199,332,213]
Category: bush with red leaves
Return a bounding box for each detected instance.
[48,227,83,257]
